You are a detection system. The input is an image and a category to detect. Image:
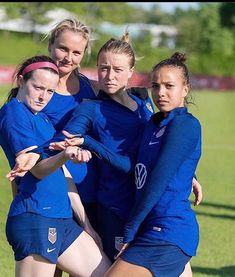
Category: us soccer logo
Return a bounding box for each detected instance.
[115,236,124,251]
[48,228,57,244]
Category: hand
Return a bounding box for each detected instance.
[63,130,84,147]
[49,140,67,151]
[114,243,129,260]
[6,152,40,181]
[49,131,84,150]
[192,178,203,206]
[64,146,92,163]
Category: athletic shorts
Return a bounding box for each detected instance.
[6,212,83,263]
[97,204,125,262]
[121,237,191,277]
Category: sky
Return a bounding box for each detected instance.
[128,2,200,13]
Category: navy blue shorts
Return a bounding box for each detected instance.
[6,213,83,263]
[121,237,191,277]
[97,204,125,262]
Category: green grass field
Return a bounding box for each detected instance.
[0,86,235,276]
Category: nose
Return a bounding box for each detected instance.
[64,51,72,61]
[158,85,165,97]
[107,69,115,80]
[38,90,46,101]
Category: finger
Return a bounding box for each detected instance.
[62,130,75,138]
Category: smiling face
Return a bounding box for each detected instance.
[17,69,59,113]
[151,66,189,115]
[48,30,88,76]
[97,51,133,95]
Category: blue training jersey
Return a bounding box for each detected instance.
[0,98,72,218]
[59,89,154,220]
[43,74,98,203]
[123,107,201,256]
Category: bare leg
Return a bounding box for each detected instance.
[104,258,153,277]
[57,231,111,277]
[180,262,193,277]
[16,254,56,277]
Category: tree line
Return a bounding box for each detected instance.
[0,2,235,76]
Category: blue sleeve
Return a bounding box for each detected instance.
[2,107,38,154]
[51,100,96,142]
[83,135,133,173]
[123,115,201,243]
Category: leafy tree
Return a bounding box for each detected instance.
[0,2,55,41]
[219,2,235,32]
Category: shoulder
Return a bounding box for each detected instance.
[1,99,27,118]
[127,87,149,100]
[170,112,201,135]
[79,73,99,95]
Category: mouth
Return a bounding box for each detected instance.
[157,100,168,105]
[105,83,116,88]
[59,62,72,67]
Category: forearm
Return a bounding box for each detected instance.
[63,166,92,229]
[31,150,68,179]
[83,135,133,173]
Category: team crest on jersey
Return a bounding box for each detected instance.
[146,102,154,113]
[135,163,147,189]
[48,228,57,244]
[115,236,124,251]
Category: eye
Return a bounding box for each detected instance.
[59,46,66,52]
[100,66,108,71]
[151,83,159,89]
[166,84,174,89]
[47,90,54,95]
[74,51,82,56]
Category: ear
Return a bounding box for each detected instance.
[182,84,190,98]
[128,67,134,80]
[17,75,24,87]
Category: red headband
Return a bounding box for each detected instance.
[21,61,59,76]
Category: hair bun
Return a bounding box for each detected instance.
[170,52,186,63]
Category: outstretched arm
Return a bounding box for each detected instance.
[6,146,92,180]
[50,130,134,174]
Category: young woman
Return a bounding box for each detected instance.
[0,55,110,277]
[10,19,100,231]
[102,52,202,277]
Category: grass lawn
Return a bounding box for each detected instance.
[0,86,235,276]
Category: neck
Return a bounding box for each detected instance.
[57,71,80,95]
[109,90,137,111]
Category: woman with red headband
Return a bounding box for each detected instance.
[0,55,110,276]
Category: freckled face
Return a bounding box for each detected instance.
[151,66,189,115]
[49,30,88,76]
[97,51,133,95]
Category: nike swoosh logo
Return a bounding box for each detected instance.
[148,141,159,145]
[47,247,56,253]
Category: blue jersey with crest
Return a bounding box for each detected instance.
[42,74,98,202]
[58,89,154,219]
[123,107,201,256]
[0,98,72,218]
